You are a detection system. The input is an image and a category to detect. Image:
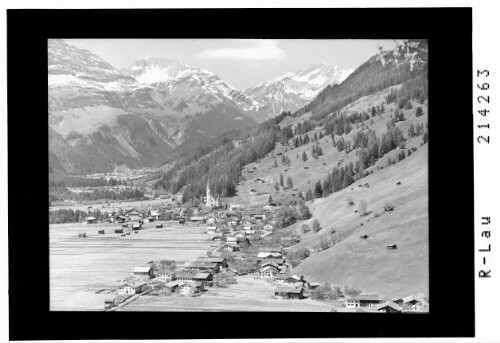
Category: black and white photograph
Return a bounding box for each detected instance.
[6,5,489,341]
[47,38,429,313]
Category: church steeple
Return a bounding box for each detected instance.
[206,180,211,206]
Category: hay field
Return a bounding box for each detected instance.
[50,221,213,311]
[117,275,332,312]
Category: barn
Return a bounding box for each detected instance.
[133,266,154,280]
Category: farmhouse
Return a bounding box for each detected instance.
[207,226,218,234]
[183,261,218,273]
[148,209,160,218]
[190,216,205,223]
[259,246,282,255]
[198,257,228,269]
[283,275,305,286]
[259,263,279,278]
[85,217,97,224]
[263,224,273,231]
[163,280,179,292]
[125,209,143,221]
[133,266,154,280]
[155,270,175,282]
[375,302,402,313]
[221,268,238,276]
[345,294,383,308]
[274,286,304,300]
[175,271,213,286]
[220,245,238,253]
[118,280,146,295]
[228,219,239,226]
[253,214,266,220]
[115,215,126,223]
[179,281,204,295]
[274,274,288,286]
[257,252,283,259]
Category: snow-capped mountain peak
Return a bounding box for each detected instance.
[122,58,260,113]
[243,63,354,115]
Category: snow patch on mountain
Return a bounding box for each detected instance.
[244,63,354,115]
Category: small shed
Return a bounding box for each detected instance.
[85,217,97,224]
[275,286,304,300]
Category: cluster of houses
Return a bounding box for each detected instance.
[106,255,235,309]
[340,292,428,312]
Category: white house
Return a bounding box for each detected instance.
[179,281,204,295]
[263,224,273,231]
[259,265,279,278]
[207,226,218,234]
[118,280,146,295]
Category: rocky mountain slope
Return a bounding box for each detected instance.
[244,63,353,115]
[48,40,259,175]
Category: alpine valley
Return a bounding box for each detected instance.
[48,39,353,175]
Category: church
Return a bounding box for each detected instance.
[204,181,221,208]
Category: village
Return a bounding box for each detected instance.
[74,181,428,313]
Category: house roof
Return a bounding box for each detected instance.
[164,281,179,287]
[261,261,279,268]
[134,266,152,273]
[179,281,203,288]
[200,257,225,263]
[184,261,214,269]
[175,271,199,279]
[346,294,382,301]
[85,217,96,220]
[402,295,422,303]
[260,262,279,270]
[123,280,146,288]
[376,302,402,311]
[275,286,303,294]
[194,272,212,279]
[190,216,205,221]
[259,247,281,252]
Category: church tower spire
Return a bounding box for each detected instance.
[206,180,210,206]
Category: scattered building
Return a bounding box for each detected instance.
[118,280,147,295]
[345,294,383,308]
[275,286,304,300]
[179,281,204,295]
[85,217,97,224]
[125,209,143,221]
[376,302,402,313]
[207,226,218,234]
[133,266,154,280]
[259,263,279,278]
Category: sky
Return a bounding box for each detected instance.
[65,39,399,90]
